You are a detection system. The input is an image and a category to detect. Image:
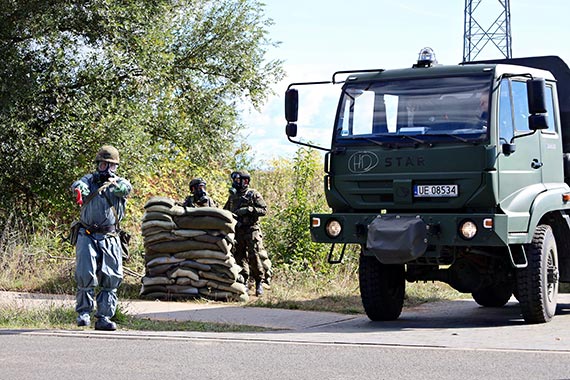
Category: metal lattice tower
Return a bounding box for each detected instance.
[463,0,512,62]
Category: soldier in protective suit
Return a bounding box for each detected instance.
[224,170,267,296]
[182,178,216,208]
[71,145,132,330]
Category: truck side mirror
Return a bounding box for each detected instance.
[285,89,299,122]
[528,114,548,130]
[526,78,549,130]
[527,78,547,114]
[502,142,516,156]
[285,122,297,137]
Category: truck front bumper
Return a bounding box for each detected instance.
[310,212,509,248]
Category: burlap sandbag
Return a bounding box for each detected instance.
[194,234,224,244]
[189,279,209,288]
[144,196,177,209]
[196,256,236,268]
[141,220,176,234]
[173,250,208,260]
[141,276,173,286]
[141,226,174,238]
[175,277,209,288]
[183,207,234,223]
[140,284,168,295]
[210,264,240,280]
[192,249,231,261]
[147,263,178,276]
[198,288,235,300]
[140,292,168,299]
[146,239,220,254]
[165,285,200,295]
[143,232,181,246]
[179,259,211,272]
[199,288,249,302]
[168,267,200,282]
[172,229,207,238]
[141,292,197,301]
[200,270,235,285]
[143,250,172,260]
[216,238,232,254]
[142,212,174,223]
[145,204,185,216]
[206,280,247,295]
[146,256,184,267]
[173,215,235,233]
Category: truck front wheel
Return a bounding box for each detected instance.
[359,252,405,321]
[516,224,559,323]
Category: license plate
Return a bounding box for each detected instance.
[414,184,458,198]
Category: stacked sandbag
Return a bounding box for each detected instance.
[140,196,248,302]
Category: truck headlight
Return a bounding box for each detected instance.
[459,219,477,240]
[325,219,342,238]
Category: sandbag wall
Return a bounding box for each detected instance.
[140,196,248,302]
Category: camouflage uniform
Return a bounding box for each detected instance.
[224,171,267,295]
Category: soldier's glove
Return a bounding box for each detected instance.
[235,206,253,216]
[75,182,90,197]
[113,182,129,197]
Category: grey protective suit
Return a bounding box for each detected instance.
[72,173,132,320]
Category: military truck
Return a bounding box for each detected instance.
[284,48,570,324]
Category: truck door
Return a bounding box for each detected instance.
[538,83,564,184]
[496,78,545,232]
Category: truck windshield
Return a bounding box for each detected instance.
[335,75,491,145]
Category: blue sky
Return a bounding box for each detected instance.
[240,0,570,164]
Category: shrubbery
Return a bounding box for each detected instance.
[0,146,348,293]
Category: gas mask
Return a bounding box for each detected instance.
[193,187,209,205]
[189,179,209,205]
[231,172,249,191]
[94,161,117,183]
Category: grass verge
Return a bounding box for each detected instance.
[0,304,269,332]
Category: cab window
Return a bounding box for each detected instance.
[498,79,514,143]
[511,81,530,132]
[544,85,556,132]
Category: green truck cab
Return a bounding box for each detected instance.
[284,49,570,324]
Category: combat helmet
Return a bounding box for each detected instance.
[189,178,206,192]
[95,145,120,164]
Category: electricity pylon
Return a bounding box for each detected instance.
[463,0,512,62]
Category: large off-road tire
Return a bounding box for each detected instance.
[359,252,405,321]
[516,224,559,324]
[472,282,513,307]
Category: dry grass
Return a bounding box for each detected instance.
[250,264,465,314]
[8,217,568,318]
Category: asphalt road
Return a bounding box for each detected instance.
[1,294,570,379]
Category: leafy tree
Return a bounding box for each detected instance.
[0,0,283,226]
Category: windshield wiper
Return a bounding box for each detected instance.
[399,135,426,144]
[364,138,388,147]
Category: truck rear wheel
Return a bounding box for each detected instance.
[516,224,559,323]
[359,252,405,321]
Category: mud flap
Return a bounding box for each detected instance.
[366,215,427,264]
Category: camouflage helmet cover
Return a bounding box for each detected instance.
[95,145,120,164]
